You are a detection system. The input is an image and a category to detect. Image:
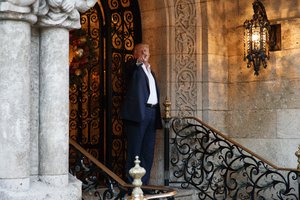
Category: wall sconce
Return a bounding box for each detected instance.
[244,0,270,76]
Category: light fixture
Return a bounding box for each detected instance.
[244,0,270,76]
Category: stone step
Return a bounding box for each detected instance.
[174,188,198,200]
[82,187,198,200]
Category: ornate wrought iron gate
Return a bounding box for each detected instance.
[69,0,141,177]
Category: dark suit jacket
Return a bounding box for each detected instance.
[120,59,162,129]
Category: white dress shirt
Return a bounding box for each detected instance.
[139,63,158,105]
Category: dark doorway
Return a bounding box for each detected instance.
[69,0,141,177]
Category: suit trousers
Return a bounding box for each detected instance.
[124,106,157,185]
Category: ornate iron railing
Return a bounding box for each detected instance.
[166,117,300,200]
[69,139,176,200]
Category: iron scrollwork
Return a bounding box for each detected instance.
[69,144,127,200]
[169,117,300,200]
[108,0,141,177]
[69,0,142,181]
[69,4,104,161]
[69,140,176,200]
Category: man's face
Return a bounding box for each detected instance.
[141,47,150,63]
[135,45,150,63]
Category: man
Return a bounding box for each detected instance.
[121,43,162,185]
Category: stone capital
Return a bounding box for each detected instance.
[37,0,97,30]
[0,0,39,23]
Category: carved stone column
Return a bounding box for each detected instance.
[0,0,38,192]
[39,26,70,186]
[37,0,97,187]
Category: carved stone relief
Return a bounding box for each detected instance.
[174,0,197,116]
[0,0,37,13]
[0,0,39,23]
[37,0,96,29]
[0,0,97,27]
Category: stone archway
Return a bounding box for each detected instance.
[136,0,205,184]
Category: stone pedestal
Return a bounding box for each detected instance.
[0,175,81,200]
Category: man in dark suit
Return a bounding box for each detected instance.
[121,43,162,185]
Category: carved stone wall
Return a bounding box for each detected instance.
[174,0,197,117]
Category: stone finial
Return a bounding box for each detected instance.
[295,145,300,169]
[37,0,97,29]
[129,156,146,200]
[163,97,171,119]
